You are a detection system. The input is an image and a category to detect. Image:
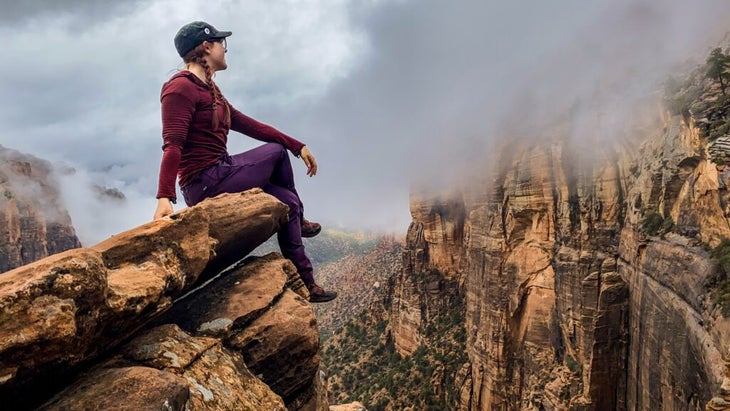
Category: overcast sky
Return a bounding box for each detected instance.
[2,0,730,245]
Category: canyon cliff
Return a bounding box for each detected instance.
[0,146,81,272]
[385,64,730,409]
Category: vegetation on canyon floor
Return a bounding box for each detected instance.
[252,228,381,267]
[314,238,403,338]
[322,281,467,410]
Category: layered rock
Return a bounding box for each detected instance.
[392,101,730,409]
[329,402,367,411]
[390,191,466,356]
[455,135,632,410]
[0,189,329,410]
[618,112,730,410]
[0,146,81,272]
[41,254,320,411]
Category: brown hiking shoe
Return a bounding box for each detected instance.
[307,283,337,303]
[301,219,322,238]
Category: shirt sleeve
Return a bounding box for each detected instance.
[156,80,196,201]
[229,104,305,156]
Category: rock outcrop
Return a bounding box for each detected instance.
[0,146,81,272]
[0,189,329,410]
[322,192,468,409]
[390,191,466,356]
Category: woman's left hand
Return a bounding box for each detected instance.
[300,146,318,177]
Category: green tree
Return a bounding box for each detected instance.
[707,47,730,96]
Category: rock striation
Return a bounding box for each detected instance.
[0,189,329,410]
[390,191,466,357]
[392,102,730,409]
[0,146,81,273]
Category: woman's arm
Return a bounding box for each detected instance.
[229,105,305,155]
[154,81,197,219]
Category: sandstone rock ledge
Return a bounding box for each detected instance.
[40,254,323,411]
[0,189,328,410]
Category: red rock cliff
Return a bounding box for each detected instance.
[396,102,730,409]
[0,146,80,272]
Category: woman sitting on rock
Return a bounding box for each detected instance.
[153,21,336,303]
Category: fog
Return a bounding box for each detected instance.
[1,0,729,244]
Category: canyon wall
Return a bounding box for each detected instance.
[0,146,80,272]
[395,105,730,409]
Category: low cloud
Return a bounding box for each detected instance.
[3,0,730,240]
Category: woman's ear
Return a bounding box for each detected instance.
[202,41,213,54]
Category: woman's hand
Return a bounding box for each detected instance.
[154,198,174,220]
[300,146,318,177]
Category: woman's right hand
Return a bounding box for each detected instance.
[154,198,174,220]
[300,146,318,177]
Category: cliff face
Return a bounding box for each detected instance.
[390,192,466,356]
[619,112,728,410]
[396,103,730,409]
[321,197,467,409]
[0,146,81,272]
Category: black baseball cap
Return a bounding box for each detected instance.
[174,21,232,58]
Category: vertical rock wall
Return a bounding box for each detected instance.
[619,114,729,410]
[461,138,629,410]
[396,108,730,409]
[389,191,466,356]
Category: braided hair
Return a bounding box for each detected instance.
[182,42,231,130]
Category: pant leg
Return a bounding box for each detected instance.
[181,143,314,285]
[213,143,292,196]
[182,143,301,206]
[262,183,315,285]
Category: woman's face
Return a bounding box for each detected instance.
[206,38,228,71]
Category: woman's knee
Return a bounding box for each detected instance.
[262,142,286,157]
[264,185,300,214]
[282,193,301,215]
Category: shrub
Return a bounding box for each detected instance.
[640,212,664,236]
[712,279,730,317]
[566,354,581,374]
[710,238,730,276]
[707,239,730,317]
[639,211,675,237]
[660,216,675,235]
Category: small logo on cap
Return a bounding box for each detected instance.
[204,28,210,34]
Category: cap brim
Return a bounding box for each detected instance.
[212,30,232,38]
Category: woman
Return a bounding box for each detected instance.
[153,21,336,303]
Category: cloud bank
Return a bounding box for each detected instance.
[1,0,729,244]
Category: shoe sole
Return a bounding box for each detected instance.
[309,293,338,303]
[301,227,322,238]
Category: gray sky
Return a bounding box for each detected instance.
[2,0,730,245]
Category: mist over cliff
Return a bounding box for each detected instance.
[0,146,81,272]
[4,1,730,242]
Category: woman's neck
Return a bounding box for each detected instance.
[184,63,210,83]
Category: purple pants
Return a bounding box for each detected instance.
[181,143,314,285]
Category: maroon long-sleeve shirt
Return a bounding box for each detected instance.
[156,71,305,201]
